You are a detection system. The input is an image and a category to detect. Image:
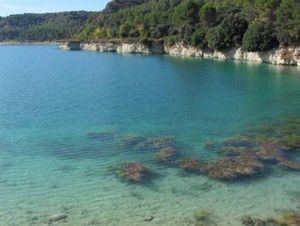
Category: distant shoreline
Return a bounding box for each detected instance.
[0,41,58,45]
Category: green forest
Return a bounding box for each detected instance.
[0,11,92,41]
[1,0,300,52]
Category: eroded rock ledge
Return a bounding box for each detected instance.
[60,41,300,66]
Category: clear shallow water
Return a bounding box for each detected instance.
[0,45,299,226]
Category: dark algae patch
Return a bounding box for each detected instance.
[116,162,154,183]
[90,118,300,184]
[176,118,300,181]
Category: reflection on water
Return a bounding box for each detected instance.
[0,45,299,226]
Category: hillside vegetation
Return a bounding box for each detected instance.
[103,0,150,12]
[81,0,300,51]
[0,11,92,41]
[0,0,299,52]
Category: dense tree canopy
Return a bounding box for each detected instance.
[81,0,300,51]
[242,21,278,51]
[103,0,150,13]
[1,0,299,51]
[0,11,92,41]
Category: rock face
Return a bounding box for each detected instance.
[79,41,164,54]
[165,43,300,66]
[60,41,81,51]
[60,41,300,66]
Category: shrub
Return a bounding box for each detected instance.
[173,0,200,25]
[107,28,117,39]
[151,24,170,39]
[276,0,300,46]
[220,11,248,46]
[191,28,206,48]
[119,22,133,38]
[242,21,279,52]
[140,37,151,46]
[164,36,176,46]
[128,29,140,38]
[207,26,229,50]
[198,4,217,27]
[205,10,248,51]
[178,23,194,43]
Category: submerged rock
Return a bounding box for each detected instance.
[220,146,254,156]
[179,158,205,173]
[223,136,255,148]
[204,155,264,180]
[241,215,279,226]
[193,209,210,222]
[86,131,114,139]
[48,213,68,224]
[277,211,300,226]
[144,215,154,222]
[193,209,215,225]
[60,41,81,51]
[204,140,218,151]
[117,162,152,183]
[179,152,265,180]
[277,157,300,171]
[146,136,175,149]
[154,146,177,163]
[256,142,284,161]
[280,135,300,151]
[121,134,145,148]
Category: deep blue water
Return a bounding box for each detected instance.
[0,45,299,226]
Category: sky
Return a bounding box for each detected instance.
[0,0,110,16]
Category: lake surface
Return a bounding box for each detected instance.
[0,45,299,226]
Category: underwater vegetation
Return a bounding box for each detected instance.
[146,136,175,149]
[179,159,205,174]
[241,210,300,226]
[86,131,115,140]
[277,211,300,226]
[120,134,146,149]
[88,118,299,184]
[154,146,178,164]
[119,134,176,152]
[179,154,265,180]
[112,135,180,183]
[222,136,255,149]
[277,156,300,171]
[195,118,300,180]
[241,215,280,226]
[119,134,180,164]
[116,162,153,183]
[204,140,219,151]
[203,154,265,180]
[193,209,213,226]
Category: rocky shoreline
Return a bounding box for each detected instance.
[60,41,300,66]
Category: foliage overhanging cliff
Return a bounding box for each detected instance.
[81,0,300,52]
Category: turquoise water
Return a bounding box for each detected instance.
[0,45,299,225]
